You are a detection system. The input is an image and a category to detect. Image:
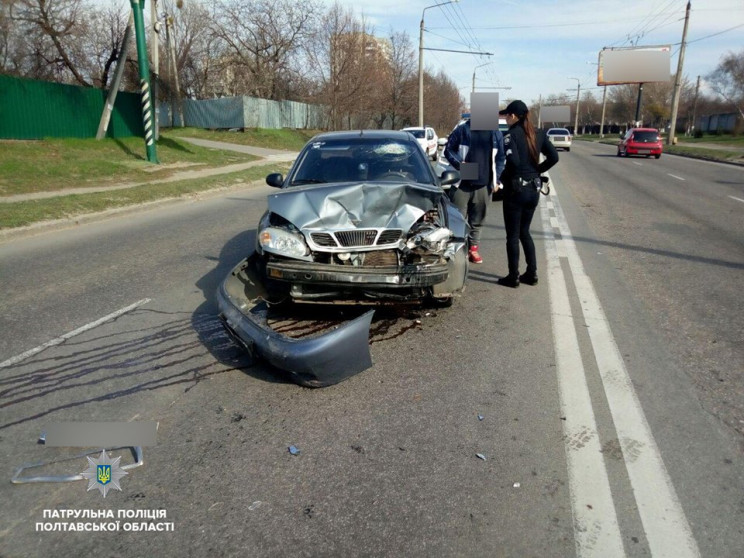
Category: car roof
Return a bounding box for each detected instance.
[630,127,659,132]
[547,128,570,132]
[309,130,415,142]
[401,126,425,131]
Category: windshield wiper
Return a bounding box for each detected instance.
[291,178,326,185]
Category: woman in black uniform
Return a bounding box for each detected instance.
[497,100,559,288]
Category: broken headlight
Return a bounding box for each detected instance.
[259,227,309,259]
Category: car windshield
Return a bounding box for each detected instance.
[549,129,569,136]
[289,137,435,186]
[632,131,659,142]
[405,129,425,139]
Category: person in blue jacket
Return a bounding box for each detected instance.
[444,115,506,264]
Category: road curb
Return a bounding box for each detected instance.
[0,178,267,245]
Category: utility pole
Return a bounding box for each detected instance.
[569,77,580,135]
[634,83,644,125]
[129,0,158,163]
[96,12,134,140]
[668,0,691,146]
[690,75,701,135]
[150,0,160,140]
[599,86,608,137]
[165,12,183,127]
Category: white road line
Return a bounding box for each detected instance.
[0,298,152,369]
[632,161,643,166]
[668,174,685,181]
[729,195,744,203]
[547,190,700,557]
[542,202,625,557]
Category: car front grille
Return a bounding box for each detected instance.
[336,230,378,247]
[309,229,403,249]
[310,232,336,247]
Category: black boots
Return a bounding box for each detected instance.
[498,274,520,288]
[519,272,538,286]
[498,272,538,288]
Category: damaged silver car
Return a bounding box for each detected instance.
[217,130,466,386]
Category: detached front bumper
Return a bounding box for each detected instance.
[217,256,374,387]
[266,260,449,287]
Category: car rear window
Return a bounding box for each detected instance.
[549,129,569,136]
[632,131,659,142]
[406,129,425,138]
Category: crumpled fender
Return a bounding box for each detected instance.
[217,255,374,387]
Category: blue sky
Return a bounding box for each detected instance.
[320,0,744,108]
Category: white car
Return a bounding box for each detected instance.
[546,128,572,151]
[402,126,438,160]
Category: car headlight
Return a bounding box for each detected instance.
[259,227,309,259]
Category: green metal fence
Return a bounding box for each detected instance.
[0,75,144,140]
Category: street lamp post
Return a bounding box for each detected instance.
[569,77,580,136]
[472,62,491,93]
[419,0,459,127]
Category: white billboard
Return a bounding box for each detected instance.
[540,105,571,123]
[597,46,671,86]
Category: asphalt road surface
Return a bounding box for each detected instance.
[1,142,742,557]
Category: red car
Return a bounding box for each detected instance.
[617,128,662,159]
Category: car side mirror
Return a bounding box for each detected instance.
[440,170,460,187]
[266,173,284,188]
[437,138,448,147]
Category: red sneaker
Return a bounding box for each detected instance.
[468,245,483,264]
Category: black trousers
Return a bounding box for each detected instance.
[502,186,539,277]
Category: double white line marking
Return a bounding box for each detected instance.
[542,187,699,557]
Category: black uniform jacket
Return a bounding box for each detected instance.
[502,124,559,185]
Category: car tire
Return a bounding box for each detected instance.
[655,154,661,159]
[431,296,454,308]
[566,147,570,152]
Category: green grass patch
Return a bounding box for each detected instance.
[161,127,322,151]
[0,162,291,229]
[663,144,744,162]
[0,135,256,197]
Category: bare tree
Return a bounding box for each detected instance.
[304,3,377,129]
[84,3,130,89]
[210,0,320,101]
[10,0,93,86]
[422,70,463,135]
[706,49,744,119]
[370,30,416,130]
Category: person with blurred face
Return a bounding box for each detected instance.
[444,113,506,264]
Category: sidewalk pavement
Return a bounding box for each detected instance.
[1,138,297,204]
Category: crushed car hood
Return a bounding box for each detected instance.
[267,182,443,231]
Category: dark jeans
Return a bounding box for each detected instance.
[502,185,539,277]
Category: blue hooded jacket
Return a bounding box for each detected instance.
[444,119,506,189]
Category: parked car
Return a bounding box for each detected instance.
[546,128,572,151]
[217,130,465,386]
[617,128,662,158]
[402,126,439,160]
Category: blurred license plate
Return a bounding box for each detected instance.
[638,149,650,154]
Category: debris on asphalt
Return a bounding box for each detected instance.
[513,482,521,488]
[248,501,262,511]
[288,445,300,455]
[478,415,484,421]
[476,453,486,461]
